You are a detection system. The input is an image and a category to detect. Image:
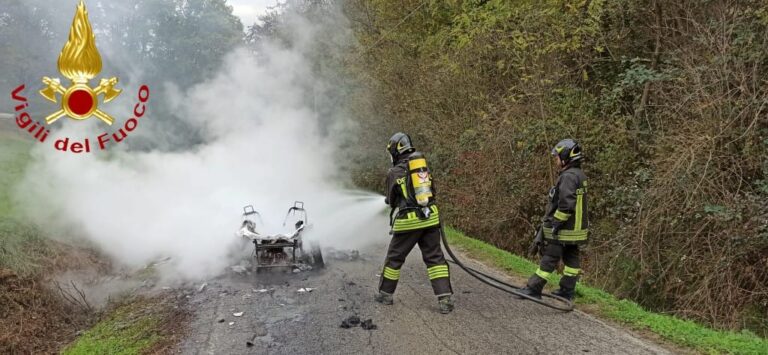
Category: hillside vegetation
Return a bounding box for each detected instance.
[343,0,768,335]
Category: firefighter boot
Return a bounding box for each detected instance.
[552,288,575,301]
[374,291,394,305]
[554,274,579,301]
[517,275,546,300]
[438,295,454,314]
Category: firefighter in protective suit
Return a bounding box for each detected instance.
[375,133,454,314]
[520,139,589,301]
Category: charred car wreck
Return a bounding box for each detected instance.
[237,201,324,273]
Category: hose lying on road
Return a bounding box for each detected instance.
[438,219,574,312]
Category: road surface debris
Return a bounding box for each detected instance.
[361,319,377,330]
[340,315,361,329]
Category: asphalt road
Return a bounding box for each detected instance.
[179,245,670,355]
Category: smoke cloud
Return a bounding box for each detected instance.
[13,6,390,279]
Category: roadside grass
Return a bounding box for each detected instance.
[63,301,161,355]
[63,296,188,355]
[0,132,30,217]
[0,133,98,353]
[0,132,187,353]
[0,219,50,277]
[0,133,52,277]
[444,227,768,355]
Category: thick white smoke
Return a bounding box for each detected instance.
[14,40,390,279]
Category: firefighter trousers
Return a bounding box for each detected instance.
[527,242,581,292]
[378,227,453,297]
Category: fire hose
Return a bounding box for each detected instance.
[437,217,574,312]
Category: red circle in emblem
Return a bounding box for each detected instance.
[68,90,94,116]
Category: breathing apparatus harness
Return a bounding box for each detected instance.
[389,151,436,226]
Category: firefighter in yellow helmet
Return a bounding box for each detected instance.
[375,132,454,314]
[520,139,589,301]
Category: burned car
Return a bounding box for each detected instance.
[237,201,324,273]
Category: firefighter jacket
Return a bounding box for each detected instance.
[385,152,440,233]
[543,164,589,244]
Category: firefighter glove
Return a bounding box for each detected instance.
[528,227,545,257]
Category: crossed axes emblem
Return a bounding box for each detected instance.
[40,77,121,125]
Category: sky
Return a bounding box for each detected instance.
[228,0,281,27]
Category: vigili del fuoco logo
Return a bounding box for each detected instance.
[10,0,150,153]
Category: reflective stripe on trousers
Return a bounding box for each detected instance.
[427,264,449,280]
